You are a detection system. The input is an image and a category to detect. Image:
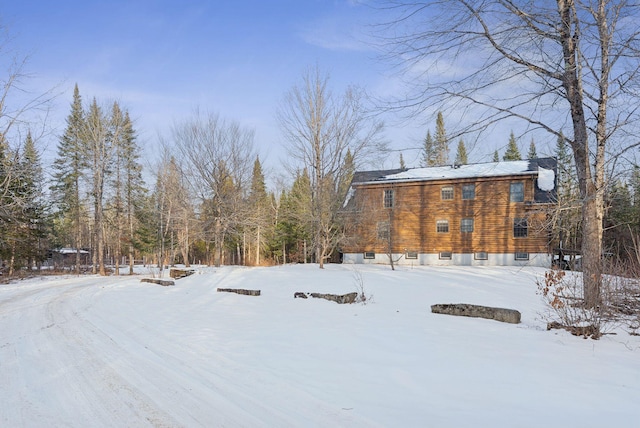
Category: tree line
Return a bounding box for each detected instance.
[4,1,640,313]
[3,80,640,277]
[0,66,384,275]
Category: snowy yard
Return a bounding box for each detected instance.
[1,264,639,427]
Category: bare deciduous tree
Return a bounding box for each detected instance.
[172,111,255,267]
[277,67,385,268]
[376,0,640,306]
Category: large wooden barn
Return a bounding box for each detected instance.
[341,158,557,267]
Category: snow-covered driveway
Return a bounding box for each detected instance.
[1,265,639,427]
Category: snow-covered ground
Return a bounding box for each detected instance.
[1,264,638,427]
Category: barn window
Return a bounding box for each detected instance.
[510,182,525,202]
[383,189,395,208]
[515,252,529,261]
[441,186,454,200]
[364,252,375,259]
[474,252,488,260]
[460,218,474,233]
[439,251,452,260]
[513,218,528,237]
[436,220,449,233]
[406,251,418,259]
[462,184,475,200]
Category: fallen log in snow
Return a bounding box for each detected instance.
[169,268,195,279]
[295,292,358,304]
[140,278,175,286]
[430,303,521,324]
[217,288,261,296]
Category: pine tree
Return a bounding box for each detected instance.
[630,166,640,241]
[492,150,500,162]
[85,98,111,275]
[122,112,146,273]
[338,149,355,199]
[422,131,436,167]
[108,102,126,274]
[454,139,468,165]
[503,131,522,161]
[527,139,538,159]
[51,84,86,274]
[18,131,48,268]
[109,109,146,274]
[604,180,634,259]
[1,139,20,273]
[276,169,312,263]
[399,152,406,169]
[248,156,271,265]
[434,111,449,165]
[555,132,580,250]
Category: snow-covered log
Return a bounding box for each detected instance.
[217,288,261,296]
[431,303,521,324]
[141,278,175,286]
[295,292,358,304]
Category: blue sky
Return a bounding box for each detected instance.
[4,1,418,169]
[3,0,531,177]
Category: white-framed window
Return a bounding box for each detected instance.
[460,218,474,233]
[462,184,475,200]
[513,218,528,238]
[515,252,529,261]
[377,221,390,241]
[474,251,488,260]
[439,251,452,260]
[510,182,525,202]
[441,186,454,200]
[406,251,418,259]
[383,189,395,208]
[436,220,449,233]
[364,252,375,259]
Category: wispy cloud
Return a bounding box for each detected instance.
[298,13,373,52]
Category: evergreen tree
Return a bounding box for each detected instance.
[0,139,19,271]
[631,166,640,230]
[492,150,500,162]
[434,111,449,165]
[276,169,312,263]
[338,149,355,199]
[527,139,538,159]
[421,131,436,167]
[454,139,468,165]
[85,98,111,275]
[17,131,49,268]
[503,131,522,161]
[110,109,146,274]
[121,111,146,273]
[51,84,86,274]
[604,180,634,259]
[247,156,271,265]
[554,132,580,250]
[399,152,406,169]
[108,102,126,274]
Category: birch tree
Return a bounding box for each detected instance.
[377,0,640,306]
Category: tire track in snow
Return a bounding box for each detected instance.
[1,277,181,427]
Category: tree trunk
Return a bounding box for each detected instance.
[214,217,222,267]
[581,190,604,307]
[256,226,260,266]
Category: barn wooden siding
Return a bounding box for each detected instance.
[342,174,552,256]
